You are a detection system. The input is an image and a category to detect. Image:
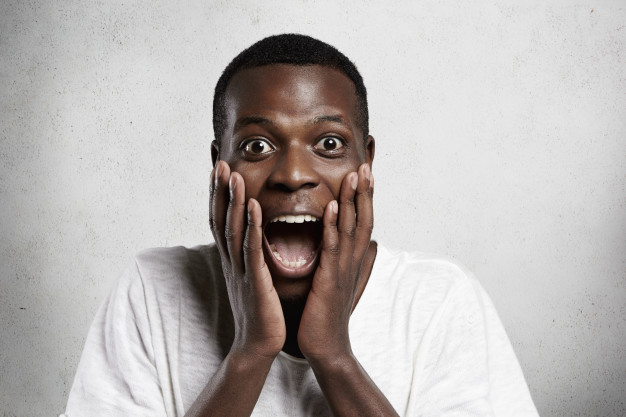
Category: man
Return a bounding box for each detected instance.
[64,34,538,416]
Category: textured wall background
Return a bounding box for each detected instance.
[1,1,624,416]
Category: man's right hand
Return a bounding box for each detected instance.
[209,160,286,359]
[185,160,284,417]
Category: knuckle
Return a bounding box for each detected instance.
[209,217,219,232]
[341,224,357,239]
[340,196,355,206]
[221,262,233,277]
[242,237,258,255]
[359,187,372,198]
[228,196,245,209]
[357,222,373,235]
[224,225,235,240]
[247,217,259,228]
[225,223,245,242]
[327,243,341,256]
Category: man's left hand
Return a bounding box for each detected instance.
[297,162,374,362]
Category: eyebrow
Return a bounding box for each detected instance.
[310,115,348,126]
[232,114,349,133]
[233,116,274,133]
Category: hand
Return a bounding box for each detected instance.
[297,162,374,362]
[210,161,286,359]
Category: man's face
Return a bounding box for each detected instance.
[215,64,374,300]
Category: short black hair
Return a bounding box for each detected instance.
[212,34,368,145]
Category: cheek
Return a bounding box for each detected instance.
[227,162,265,201]
[324,165,356,198]
[242,175,264,201]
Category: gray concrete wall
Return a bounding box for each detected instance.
[1,1,624,416]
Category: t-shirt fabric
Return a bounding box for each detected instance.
[63,243,539,416]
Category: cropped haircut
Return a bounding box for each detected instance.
[212,34,369,146]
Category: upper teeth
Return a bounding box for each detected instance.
[270,214,319,223]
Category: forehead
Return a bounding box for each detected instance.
[223,64,359,133]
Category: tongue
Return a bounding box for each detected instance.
[266,222,319,262]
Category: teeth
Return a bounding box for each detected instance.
[267,217,319,268]
[283,259,306,268]
[270,214,320,223]
[277,257,306,268]
[269,245,308,268]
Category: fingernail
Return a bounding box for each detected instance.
[229,175,236,199]
[363,164,371,181]
[331,200,338,214]
[350,173,357,191]
[369,173,374,191]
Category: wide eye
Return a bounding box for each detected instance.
[314,137,344,151]
[243,139,273,155]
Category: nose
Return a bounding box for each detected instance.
[267,145,319,192]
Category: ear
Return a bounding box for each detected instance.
[211,140,220,167]
[365,135,375,168]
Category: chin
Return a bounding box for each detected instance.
[270,262,315,303]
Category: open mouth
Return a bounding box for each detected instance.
[263,214,323,272]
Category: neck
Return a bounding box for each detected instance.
[280,297,305,358]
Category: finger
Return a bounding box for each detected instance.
[209,164,218,237]
[209,166,215,228]
[243,198,272,287]
[337,172,358,278]
[354,163,374,262]
[313,200,340,292]
[210,160,231,260]
[225,172,246,275]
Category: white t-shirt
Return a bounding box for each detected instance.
[63,244,539,416]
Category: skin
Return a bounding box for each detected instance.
[186,64,399,417]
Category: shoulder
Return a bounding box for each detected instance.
[133,244,219,272]
[113,244,224,309]
[356,243,486,332]
[131,243,221,284]
[371,245,509,349]
[372,243,480,298]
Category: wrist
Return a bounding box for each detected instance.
[299,330,352,363]
[230,332,284,360]
[305,348,357,375]
[227,346,278,373]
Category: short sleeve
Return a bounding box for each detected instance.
[63,260,168,417]
[475,283,539,417]
[411,278,538,417]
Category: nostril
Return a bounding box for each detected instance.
[267,167,319,192]
[273,181,317,193]
[274,183,294,193]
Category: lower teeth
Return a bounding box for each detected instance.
[269,245,309,269]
